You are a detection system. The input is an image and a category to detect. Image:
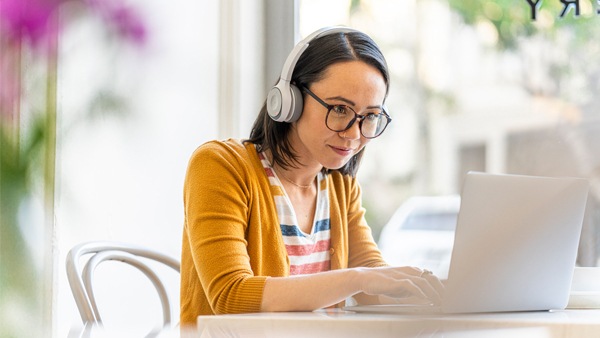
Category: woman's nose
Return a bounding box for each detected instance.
[340,120,361,140]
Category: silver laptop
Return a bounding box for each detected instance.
[346,172,589,314]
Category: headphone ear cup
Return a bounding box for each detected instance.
[286,84,304,123]
[267,82,303,122]
[267,85,284,121]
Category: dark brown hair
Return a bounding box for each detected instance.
[246,31,389,177]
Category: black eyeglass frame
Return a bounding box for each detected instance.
[301,85,392,139]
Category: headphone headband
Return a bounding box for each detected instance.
[279,26,358,82]
[267,26,360,123]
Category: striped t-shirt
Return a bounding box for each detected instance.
[258,151,331,275]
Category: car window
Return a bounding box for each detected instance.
[400,213,458,231]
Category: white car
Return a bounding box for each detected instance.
[377,195,460,279]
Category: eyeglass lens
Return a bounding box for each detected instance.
[326,105,388,138]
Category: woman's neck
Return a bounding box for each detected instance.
[273,164,318,190]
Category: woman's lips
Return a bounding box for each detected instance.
[330,145,353,156]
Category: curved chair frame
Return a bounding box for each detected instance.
[66,241,180,328]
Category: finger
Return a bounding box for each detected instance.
[394,279,430,300]
[422,273,445,298]
[412,275,443,304]
[413,269,445,302]
[419,269,433,278]
[366,267,443,303]
[383,266,422,278]
[379,268,441,302]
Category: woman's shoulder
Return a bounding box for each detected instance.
[193,138,247,153]
[185,139,260,182]
[190,139,256,162]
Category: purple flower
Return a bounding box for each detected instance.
[85,0,147,47]
[1,0,147,119]
[0,0,61,48]
[107,4,147,46]
[0,0,147,49]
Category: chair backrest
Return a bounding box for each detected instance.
[66,241,180,331]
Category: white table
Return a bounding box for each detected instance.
[196,309,600,337]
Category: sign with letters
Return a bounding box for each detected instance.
[525,0,600,19]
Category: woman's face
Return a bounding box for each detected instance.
[290,60,387,171]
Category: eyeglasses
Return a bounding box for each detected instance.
[301,86,391,139]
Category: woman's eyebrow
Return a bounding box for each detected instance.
[325,96,383,110]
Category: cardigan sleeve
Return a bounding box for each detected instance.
[343,175,388,269]
[182,140,267,315]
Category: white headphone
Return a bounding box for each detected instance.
[266,26,358,123]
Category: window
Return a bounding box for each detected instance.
[300,0,600,266]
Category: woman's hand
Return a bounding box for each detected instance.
[261,266,445,312]
[354,266,445,305]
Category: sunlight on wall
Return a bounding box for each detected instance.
[55,0,218,335]
[299,0,351,37]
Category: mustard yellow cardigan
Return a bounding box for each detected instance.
[180,139,386,325]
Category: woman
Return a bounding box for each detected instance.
[180,27,443,325]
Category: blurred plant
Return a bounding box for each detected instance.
[445,0,600,168]
[448,0,600,48]
[0,0,146,336]
[447,0,600,99]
